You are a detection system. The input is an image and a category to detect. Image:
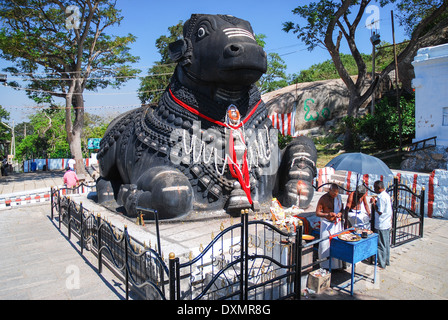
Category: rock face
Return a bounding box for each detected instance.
[96,14,317,220]
[263,78,350,131]
[401,146,448,172]
[262,75,389,133]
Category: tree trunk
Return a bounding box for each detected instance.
[343,93,361,151]
[65,81,86,175]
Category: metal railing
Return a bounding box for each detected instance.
[50,177,423,300]
[51,186,170,300]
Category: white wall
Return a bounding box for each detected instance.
[412,43,448,147]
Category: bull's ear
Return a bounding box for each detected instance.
[168,39,188,62]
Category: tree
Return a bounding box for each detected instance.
[0,105,10,157]
[0,0,140,174]
[290,53,372,83]
[15,106,69,160]
[15,107,109,161]
[283,0,448,149]
[255,34,289,94]
[138,22,183,104]
[81,112,108,155]
[257,52,289,94]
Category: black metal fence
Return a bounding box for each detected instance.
[51,185,170,300]
[171,210,304,300]
[51,185,348,300]
[387,177,425,247]
[50,175,424,300]
[314,176,425,248]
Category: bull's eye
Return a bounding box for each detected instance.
[197,27,206,38]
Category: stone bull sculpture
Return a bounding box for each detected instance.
[97,14,317,220]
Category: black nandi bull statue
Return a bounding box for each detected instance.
[97,14,317,220]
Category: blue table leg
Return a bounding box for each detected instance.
[351,263,355,296]
[373,254,377,284]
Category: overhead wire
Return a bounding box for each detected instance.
[5,63,177,76]
[1,42,310,113]
[2,84,165,96]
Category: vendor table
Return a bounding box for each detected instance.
[329,233,378,296]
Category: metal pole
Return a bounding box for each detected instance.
[80,202,84,255]
[124,226,129,300]
[154,210,161,257]
[371,39,376,115]
[175,257,180,300]
[295,222,303,300]
[136,207,162,257]
[50,187,54,220]
[392,177,399,246]
[97,214,103,274]
[58,189,61,229]
[239,209,245,300]
[243,209,249,300]
[168,252,176,300]
[391,10,402,153]
[419,188,425,238]
[67,197,71,240]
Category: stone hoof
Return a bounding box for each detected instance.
[280,179,314,209]
[137,169,193,220]
[117,184,138,207]
[287,161,316,181]
[283,136,317,166]
[96,177,116,203]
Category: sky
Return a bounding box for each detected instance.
[0,0,407,125]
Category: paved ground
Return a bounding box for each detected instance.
[1,170,447,300]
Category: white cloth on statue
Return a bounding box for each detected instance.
[318,194,343,269]
[348,202,371,230]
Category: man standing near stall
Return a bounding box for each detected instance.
[371,180,392,269]
[316,183,344,269]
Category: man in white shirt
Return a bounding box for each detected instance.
[68,158,76,172]
[371,180,393,269]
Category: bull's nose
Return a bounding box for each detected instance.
[224,43,244,57]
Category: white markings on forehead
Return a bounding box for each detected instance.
[223,28,256,41]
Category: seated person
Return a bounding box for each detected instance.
[316,183,343,269]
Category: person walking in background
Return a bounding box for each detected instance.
[63,167,79,193]
[67,157,76,172]
[371,180,393,269]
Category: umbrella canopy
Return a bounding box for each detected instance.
[325,152,393,177]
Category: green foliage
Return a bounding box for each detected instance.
[0,0,140,104]
[282,0,338,51]
[375,41,408,71]
[258,52,289,94]
[278,133,293,150]
[15,107,109,160]
[335,96,416,151]
[138,21,183,104]
[382,0,447,36]
[81,113,109,156]
[256,34,289,94]
[0,0,140,168]
[0,105,11,157]
[15,107,69,160]
[360,96,415,150]
[290,53,372,84]
[138,62,176,104]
